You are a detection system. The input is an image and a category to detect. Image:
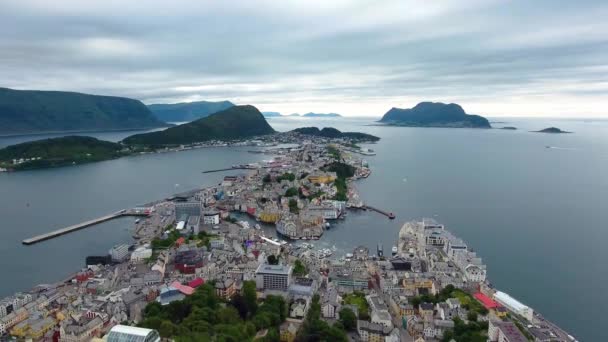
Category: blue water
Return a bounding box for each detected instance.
[1,116,606,340]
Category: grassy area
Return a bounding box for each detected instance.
[343,291,370,320]
[452,289,488,315]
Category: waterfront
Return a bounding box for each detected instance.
[1,117,607,340]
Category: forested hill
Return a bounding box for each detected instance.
[0,87,166,135]
[123,105,275,145]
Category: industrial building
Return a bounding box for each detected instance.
[493,291,534,321]
[255,264,292,291]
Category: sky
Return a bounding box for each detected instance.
[1,0,607,117]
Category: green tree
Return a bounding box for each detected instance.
[293,259,307,276]
[338,307,357,331]
[267,254,279,265]
[284,187,298,197]
[243,280,258,316]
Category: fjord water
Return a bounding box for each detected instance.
[1,117,606,341]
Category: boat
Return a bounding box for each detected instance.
[377,243,384,257]
[134,219,140,224]
[325,222,331,228]
[255,224,261,230]
[392,246,398,256]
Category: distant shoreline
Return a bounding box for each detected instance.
[0,125,171,138]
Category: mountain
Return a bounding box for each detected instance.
[0,87,166,135]
[535,127,571,134]
[123,105,275,145]
[0,136,125,170]
[262,112,282,117]
[379,102,491,128]
[148,100,234,122]
[287,113,300,117]
[301,112,342,117]
[292,127,379,141]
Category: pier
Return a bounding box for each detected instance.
[202,167,256,173]
[22,209,150,245]
[363,205,396,219]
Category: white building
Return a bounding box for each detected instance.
[109,244,129,262]
[493,291,534,321]
[106,325,160,342]
[255,264,292,291]
[130,246,153,263]
[203,211,220,225]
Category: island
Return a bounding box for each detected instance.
[534,127,571,134]
[501,126,517,130]
[0,87,166,135]
[148,100,234,123]
[0,136,129,171]
[379,101,491,128]
[302,112,342,118]
[292,127,379,141]
[123,105,276,146]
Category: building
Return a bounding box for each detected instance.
[60,316,104,342]
[308,172,337,184]
[357,320,393,342]
[0,308,28,335]
[109,244,129,262]
[488,320,528,342]
[321,288,341,318]
[493,291,534,321]
[106,325,161,342]
[255,264,293,291]
[215,279,236,299]
[130,245,152,263]
[158,285,186,305]
[203,210,220,225]
[186,215,200,234]
[175,201,201,218]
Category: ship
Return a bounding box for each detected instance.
[377,243,384,257]
[392,245,398,256]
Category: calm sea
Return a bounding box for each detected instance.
[1,117,606,341]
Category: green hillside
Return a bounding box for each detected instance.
[0,87,166,135]
[123,105,275,145]
[148,100,234,122]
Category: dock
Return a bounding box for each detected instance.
[363,205,396,219]
[22,209,150,245]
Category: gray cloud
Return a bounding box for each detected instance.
[1,0,607,116]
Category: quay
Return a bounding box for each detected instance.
[22,209,150,245]
[363,205,396,219]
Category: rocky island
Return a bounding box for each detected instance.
[534,127,571,133]
[0,87,166,135]
[379,101,491,128]
[501,126,517,130]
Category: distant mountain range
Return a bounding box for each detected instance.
[293,127,379,141]
[0,87,166,135]
[262,112,342,118]
[379,102,491,128]
[148,100,235,122]
[123,105,275,145]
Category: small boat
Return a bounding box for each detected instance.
[135,219,140,224]
[392,246,398,256]
[255,224,261,230]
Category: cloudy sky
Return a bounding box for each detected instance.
[1,0,607,117]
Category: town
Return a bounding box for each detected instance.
[1,133,576,342]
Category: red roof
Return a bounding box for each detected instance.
[170,281,195,296]
[474,292,499,309]
[176,237,186,246]
[188,278,204,288]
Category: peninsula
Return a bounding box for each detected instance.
[534,127,571,134]
[0,136,128,171]
[379,101,491,128]
[148,100,234,122]
[123,105,275,146]
[0,87,166,135]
